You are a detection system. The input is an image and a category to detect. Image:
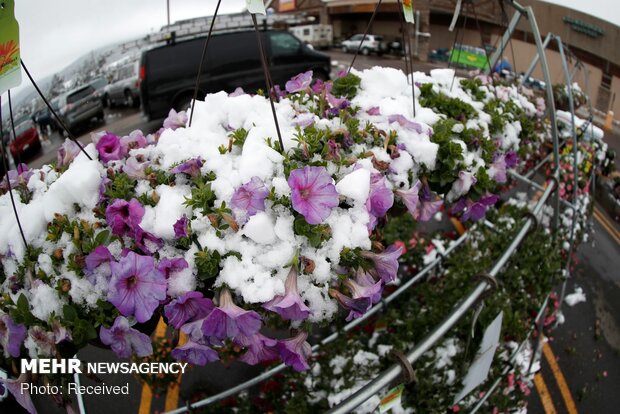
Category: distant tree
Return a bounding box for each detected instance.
[48,74,64,98]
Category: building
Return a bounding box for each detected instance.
[271,0,620,117]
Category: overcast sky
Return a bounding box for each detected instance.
[4,0,620,104]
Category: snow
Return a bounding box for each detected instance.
[336,168,370,203]
[564,287,586,306]
[242,212,277,245]
[29,283,64,321]
[141,185,192,240]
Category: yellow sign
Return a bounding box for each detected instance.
[279,0,296,12]
[0,0,22,94]
[402,0,414,24]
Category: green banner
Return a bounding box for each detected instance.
[0,0,21,94]
[449,45,488,70]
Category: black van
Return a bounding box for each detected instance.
[139,30,331,120]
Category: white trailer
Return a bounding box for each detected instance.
[289,24,333,49]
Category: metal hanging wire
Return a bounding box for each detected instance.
[188,0,222,127]
[0,97,28,249]
[395,0,416,117]
[7,91,22,166]
[19,60,92,160]
[347,0,383,74]
[449,10,468,91]
[251,14,285,153]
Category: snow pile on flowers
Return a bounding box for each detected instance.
[0,66,545,385]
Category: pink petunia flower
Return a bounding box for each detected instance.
[230,176,269,217]
[285,70,313,93]
[163,108,188,130]
[288,166,339,225]
[96,132,126,163]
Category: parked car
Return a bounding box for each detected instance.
[89,76,109,106]
[340,34,387,56]
[104,62,141,108]
[139,30,331,120]
[9,119,41,163]
[56,84,105,133]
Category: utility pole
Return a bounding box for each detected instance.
[167,0,170,27]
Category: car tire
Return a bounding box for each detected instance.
[342,46,349,53]
[98,111,105,123]
[362,47,370,56]
[125,91,135,108]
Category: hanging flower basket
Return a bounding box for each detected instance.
[0,66,553,411]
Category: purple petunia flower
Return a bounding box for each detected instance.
[367,106,381,116]
[174,215,190,238]
[288,166,339,225]
[85,245,114,273]
[163,108,188,130]
[452,194,499,222]
[201,288,262,341]
[263,267,312,321]
[329,276,382,321]
[0,163,33,190]
[418,183,444,222]
[286,70,313,93]
[0,313,27,358]
[230,176,269,217]
[56,138,82,168]
[448,171,477,201]
[355,268,383,304]
[396,180,421,217]
[229,87,246,97]
[360,244,404,283]
[28,326,56,356]
[236,333,279,365]
[490,153,507,184]
[105,198,145,237]
[327,139,341,162]
[311,78,327,94]
[366,173,394,230]
[164,291,214,329]
[171,340,219,365]
[399,181,443,222]
[1,374,37,414]
[134,228,165,255]
[158,257,189,279]
[276,331,312,372]
[121,130,147,151]
[171,157,204,177]
[505,151,519,168]
[388,114,424,134]
[292,113,316,128]
[326,93,350,111]
[108,252,167,323]
[123,156,149,179]
[100,316,153,358]
[96,132,126,163]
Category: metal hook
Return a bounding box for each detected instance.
[390,350,417,385]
